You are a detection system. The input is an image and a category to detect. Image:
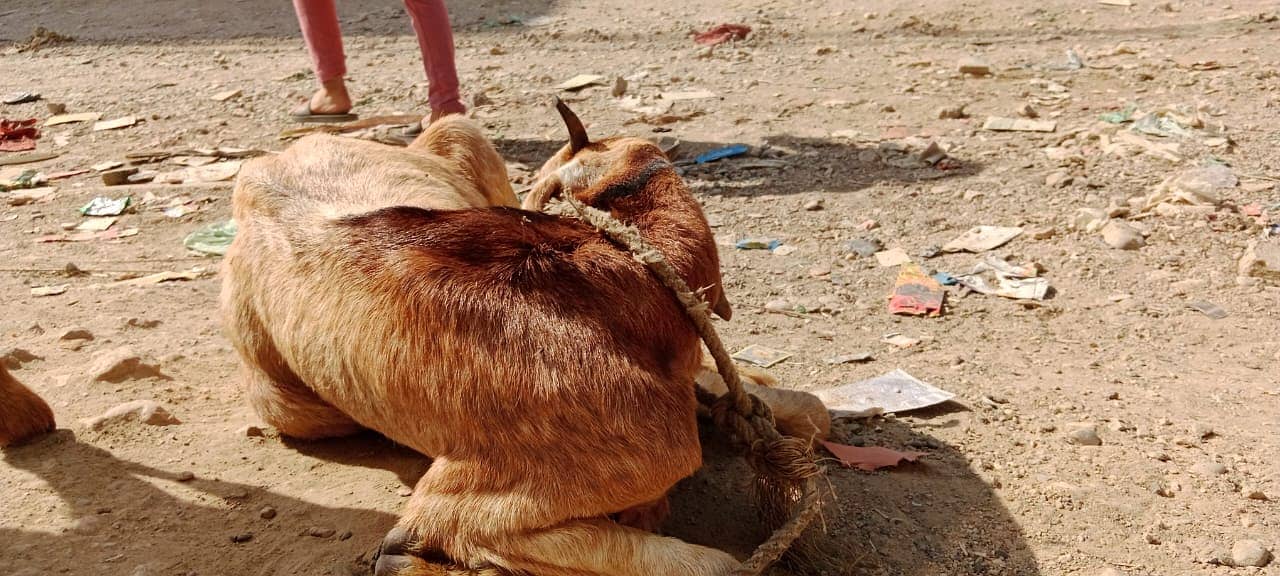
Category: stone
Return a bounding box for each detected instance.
[610,77,627,98]
[1230,540,1271,567]
[1045,170,1073,188]
[260,506,278,519]
[230,532,253,543]
[958,57,991,76]
[60,329,93,341]
[1191,461,1228,476]
[176,471,195,482]
[240,425,265,437]
[844,238,883,258]
[764,299,791,311]
[1073,208,1110,232]
[1029,226,1056,240]
[89,348,166,382]
[125,318,162,329]
[82,400,181,431]
[937,104,968,119]
[803,198,824,211]
[1066,424,1102,446]
[1017,103,1039,118]
[1244,487,1268,500]
[1238,240,1280,281]
[1101,221,1145,250]
[309,527,336,538]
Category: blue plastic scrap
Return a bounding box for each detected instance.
[695,144,750,164]
[932,272,958,286]
[735,238,782,251]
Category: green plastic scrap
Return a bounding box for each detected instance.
[184,219,237,256]
[1099,104,1138,124]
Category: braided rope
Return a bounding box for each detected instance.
[546,196,824,575]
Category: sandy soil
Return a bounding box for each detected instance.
[2,0,1278,575]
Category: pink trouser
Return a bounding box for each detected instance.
[292,0,462,112]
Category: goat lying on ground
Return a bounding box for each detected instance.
[0,363,56,448]
[221,108,829,576]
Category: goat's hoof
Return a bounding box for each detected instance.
[373,526,449,576]
[378,526,419,557]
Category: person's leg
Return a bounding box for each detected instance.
[403,0,466,122]
[292,0,354,115]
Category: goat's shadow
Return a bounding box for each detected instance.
[496,134,984,200]
[0,430,395,576]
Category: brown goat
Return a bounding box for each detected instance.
[221,108,827,576]
[0,363,56,448]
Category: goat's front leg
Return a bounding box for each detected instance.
[695,359,831,442]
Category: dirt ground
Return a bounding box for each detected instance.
[2,0,1279,575]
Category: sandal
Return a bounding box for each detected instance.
[290,101,358,124]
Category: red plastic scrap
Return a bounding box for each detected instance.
[887,263,945,317]
[821,441,925,472]
[694,24,751,46]
[0,118,40,152]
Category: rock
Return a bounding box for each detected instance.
[2,348,41,369]
[803,198,824,211]
[1045,170,1073,188]
[808,264,832,277]
[1230,540,1272,567]
[82,400,181,431]
[1101,221,1145,250]
[1150,481,1175,498]
[230,532,253,543]
[1017,103,1039,118]
[813,45,836,55]
[309,527,336,538]
[396,486,414,497]
[610,77,627,98]
[211,89,242,102]
[339,530,353,541]
[176,471,195,482]
[89,348,166,382]
[1243,487,1268,500]
[1066,424,1102,446]
[764,299,791,311]
[1073,208,1109,232]
[125,318,162,329]
[60,328,93,341]
[1029,226,1056,240]
[240,425,265,437]
[958,57,991,76]
[937,104,968,119]
[1191,462,1228,476]
[471,92,494,107]
[1193,422,1215,439]
[259,506,278,519]
[1238,240,1280,281]
[844,238,883,258]
[1170,278,1209,295]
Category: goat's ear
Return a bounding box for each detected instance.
[712,288,733,320]
[554,97,590,154]
[522,173,563,211]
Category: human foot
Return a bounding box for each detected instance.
[291,78,355,120]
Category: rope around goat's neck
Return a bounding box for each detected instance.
[545,195,822,575]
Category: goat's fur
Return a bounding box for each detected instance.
[0,364,56,447]
[221,113,827,576]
